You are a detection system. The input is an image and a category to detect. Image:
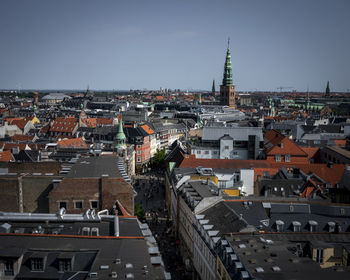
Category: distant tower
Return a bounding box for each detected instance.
[33,92,39,114]
[114,118,126,150]
[306,86,310,112]
[220,38,236,108]
[325,81,330,97]
[212,79,216,95]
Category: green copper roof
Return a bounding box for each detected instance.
[222,39,233,86]
[116,118,126,141]
[115,118,126,149]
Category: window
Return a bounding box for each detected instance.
[276,220,284,232]
[137,150,141,155]
[204,150,209,155]
[197,150,201,154]
[275,155,281,162]
[137,156,141,162]
[74,201,83,209]
[31,258,44,271]
[137,145,141,149]
[224,146,229,150]
[59,201,67,209]
[4,259,14,276]
[90,201,98,209]
[59,259,72,272]
[233,151,238,155]
[285,154,291,162]
[316,248,324,263]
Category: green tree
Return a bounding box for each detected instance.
[152,148,166,168]
[134,203,145,221]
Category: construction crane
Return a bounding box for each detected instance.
[277,86,294,92]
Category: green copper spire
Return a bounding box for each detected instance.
[222,38,233,86]
[115,118,126,149]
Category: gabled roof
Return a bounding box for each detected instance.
[265,130,308,156]
[8,119,29,129]
[301,147,319,160]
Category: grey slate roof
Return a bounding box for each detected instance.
[202,126,263,141]
[66,156,122,178]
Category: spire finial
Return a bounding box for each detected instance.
[228,37,230,49]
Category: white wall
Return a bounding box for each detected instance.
[240,169,254,195]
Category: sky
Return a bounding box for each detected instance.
[0,0,349,92]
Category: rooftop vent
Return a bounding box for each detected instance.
[125,263,133,269]
[272,266,281,272]
[111,271,118,278]
[125,273,134,279]
[100,265,109,270]
[89,272,98,278]
[255,267,264,272]
[0,223,11,233]
[241,271,250,279]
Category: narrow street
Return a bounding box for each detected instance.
[133,173,191,280]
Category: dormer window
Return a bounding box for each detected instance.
[328,221,335,233]
[292,221,301,232]
[59,259,72,272]
[309,220,318,232]
[31,258,44,271]
[276,220,284,232]
[275,155,281,162]
[285,154,291,162]
[4,259,14,276]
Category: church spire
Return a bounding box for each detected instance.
[114,118,126,150]
[325,81,330,97]
[222,38,233,86]
[212,79,216,94]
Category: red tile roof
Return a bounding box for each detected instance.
[334,139,346,147]
[57,137,87,149]
[0,150,14,162]
[270,162,345,187]
[10,134,35,142]
[50,117,78,133]
[180,155,344,187]
[141,124,155,135]
[301,147,319,160]
[264,130,307,157]
[8,119,28,129]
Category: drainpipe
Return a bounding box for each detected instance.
[18,176,23,213]
[114,215,119,237]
